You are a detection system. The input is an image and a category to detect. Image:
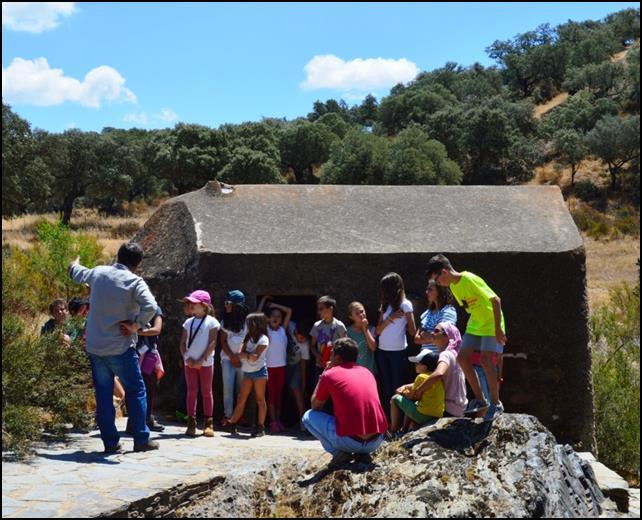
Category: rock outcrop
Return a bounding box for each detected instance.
[178,414,605,518]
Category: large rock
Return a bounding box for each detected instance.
[136,182,594,450]
[178,414,605,518]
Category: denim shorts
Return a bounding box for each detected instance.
[243,366,268,380]
[287,363,302,390]
[461,333,504,354]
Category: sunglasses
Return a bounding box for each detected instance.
[433,328,446,335]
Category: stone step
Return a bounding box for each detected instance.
[577,452,632,514]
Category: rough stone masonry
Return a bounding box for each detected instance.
[135,182,595,451]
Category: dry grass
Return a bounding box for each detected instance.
[531,159,607,189]
[2,205,158,257]
[533,92,569,119]
[584,233,640,309]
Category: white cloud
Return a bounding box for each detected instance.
[2,57,137,108]
[123,112,149,125]
[300,54,419,92]
[158,107,178,122]
[2,2,77,33]
[123,108,178,127]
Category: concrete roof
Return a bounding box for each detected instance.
[170,183,583,254]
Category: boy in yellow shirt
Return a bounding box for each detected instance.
[426,254,506,421]
[389,350,445,437]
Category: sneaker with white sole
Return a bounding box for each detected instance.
[328,450,353,470]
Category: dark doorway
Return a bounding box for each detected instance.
[256,294,318,428]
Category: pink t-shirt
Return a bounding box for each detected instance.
[438,350,468,417]
[315,363,388,437]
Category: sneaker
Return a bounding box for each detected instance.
[185,416,197,437]
[203,417,215,438]
[466,398,490,414]
[252,425,266,438]
[328,451,353,470]
[227,422,238,435]
[104,443,123,455]
[353,452,373,465]
[484,402,503,422]
[134,440,160,452]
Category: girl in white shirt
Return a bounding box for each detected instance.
[375,273,417,418]
[229,313,270,437]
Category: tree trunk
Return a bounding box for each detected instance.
[571,163,577,186]
[608,163,618,191]
[60,195,75,225]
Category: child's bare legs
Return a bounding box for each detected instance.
[254,379,268,427]
[458,348,485,402]
[481,351,500,404]
[230,378,253,424]
[390,396,402,432]
[403,416,412,431]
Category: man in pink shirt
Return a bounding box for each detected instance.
[302,337,388,469]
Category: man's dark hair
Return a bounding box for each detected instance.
[117,242,144,269]
[332,337,359,363]
[317,295,337,311]
[68,296,88,315]
[426,254,453,278]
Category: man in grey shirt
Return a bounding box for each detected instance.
[69,242,159,453]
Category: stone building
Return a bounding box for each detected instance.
[135,181,595,450]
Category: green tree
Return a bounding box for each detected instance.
[2,104,47,216]
[538,91,619,137]
[385,126,462,185]
[35,129,102,225]
[563,62,626,98]
[586,115,640,190]
[320,130,389,185]
[487,24,568,99]
[352,94,379,127]
[553,129,588,185]
[378,84,457,135]
[315,112,350,139]
[145,124,229,193]
[626,45,640,113]
[218,146,284,184]
[279,121,335,183]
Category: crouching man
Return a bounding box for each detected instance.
[302,337,388,468]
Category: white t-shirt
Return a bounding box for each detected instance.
[242,334,270,373]
[378,299,413,351]
[266,326,288,368]
[221,325,247,362]
[183,315,220,367]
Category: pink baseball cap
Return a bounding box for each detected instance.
[181,290,211,305]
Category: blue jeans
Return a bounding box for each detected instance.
[88,348,150,449]
[377,349,407,417]
[221,358,244,419]
[302,410,383,456]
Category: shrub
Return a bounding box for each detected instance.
[574,180,603,203]
[591,282,640,484]
[570,201,612,239]
[2,220,102,455]
[110,221,142,239]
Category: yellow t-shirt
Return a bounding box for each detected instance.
[450,271,506,336]
[413,373,445,418]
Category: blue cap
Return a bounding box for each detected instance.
[225,290,246,304]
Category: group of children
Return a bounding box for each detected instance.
[42,254,506,442]
[170,254,506,440]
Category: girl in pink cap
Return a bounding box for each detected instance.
[178,290,220,438]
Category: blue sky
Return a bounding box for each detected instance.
[2,2,638,132]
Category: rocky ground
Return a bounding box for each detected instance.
[178,414,624,518]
